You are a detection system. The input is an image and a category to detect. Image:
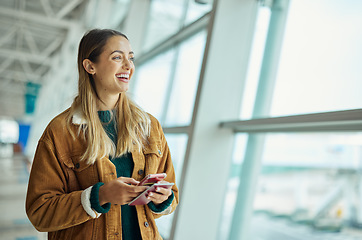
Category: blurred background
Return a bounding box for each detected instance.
[1,0,362,239]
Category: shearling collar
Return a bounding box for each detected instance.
[72,109,87,125]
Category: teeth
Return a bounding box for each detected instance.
[116,73,129,78]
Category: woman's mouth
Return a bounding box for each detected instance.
[116,73,130,83]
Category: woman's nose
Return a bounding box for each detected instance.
[123,59,131,69]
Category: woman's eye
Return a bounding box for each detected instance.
[129,57,135,62]
[113,56,121,60]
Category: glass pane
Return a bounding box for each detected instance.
[185,0,213,25]
[240,6,271,119]
[131,49,175,120]
[223,132,362,240]
[155,134,188,239]
[164,30,207,127]
[270,0,362,117]
[143,0,186,51]
[253,132,362,239]
[218,134,249,239]
[166,134,188,186]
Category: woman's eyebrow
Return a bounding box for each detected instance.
[110,50,134,55]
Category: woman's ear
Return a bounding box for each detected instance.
[83,59,96,75]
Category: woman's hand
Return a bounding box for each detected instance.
[98,177,148,205]
[147,181,173,205]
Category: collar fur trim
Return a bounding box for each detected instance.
[72,109,87,125]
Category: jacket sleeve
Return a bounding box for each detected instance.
[26,139,92,232]
[150,118,179,219]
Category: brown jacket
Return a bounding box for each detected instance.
[26,108,179,240]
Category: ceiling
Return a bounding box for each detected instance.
[0,0,88,119]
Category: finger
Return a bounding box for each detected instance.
[119,177,140,185]
[134,186,149,192]
[127,185,148,195]
[126,189,146,199]
[154,187,171,196]
[156,180,169,184]
[147,192,167,203]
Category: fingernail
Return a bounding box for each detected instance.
[149,192,153,197]
[156,187,160,191]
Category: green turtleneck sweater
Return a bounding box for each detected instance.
[90,110,174,240]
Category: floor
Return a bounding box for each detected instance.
[0,153,46,240]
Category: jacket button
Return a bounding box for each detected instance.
[114,232,119,236]
[144,221,149,227]
[138,169,144,175]
[75,163,80,169]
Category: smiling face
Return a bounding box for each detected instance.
[83,35,135,106]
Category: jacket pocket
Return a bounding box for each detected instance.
[143,141,163,173]
[63,154,98,190]
[143,141,162,157]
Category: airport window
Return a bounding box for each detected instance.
[143,0,211,52]
[240,6,271,120]
[220,0,362,239]
[164,30,207,127]
[184,0,213,25]
[219,133,249,239]
[156,133,188,239]
[133,28,207,239]
[132,49,176,121]
[222,132,362,239]
[143,0,187,52]
[269,0,362,117]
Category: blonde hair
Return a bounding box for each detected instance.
[67,29,150,164]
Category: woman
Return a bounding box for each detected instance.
[26,29,179,240]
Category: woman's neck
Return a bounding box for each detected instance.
[97,94,119,111]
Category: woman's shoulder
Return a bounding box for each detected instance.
[48,108,71,128]
[146,113,167,140]
[146,113,162,130]
[146,113,159,124]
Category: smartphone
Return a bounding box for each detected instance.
[137,173,167,186]
[129,182,174,206]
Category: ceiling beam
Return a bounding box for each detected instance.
[39,0,55,17]
[0,58,15,74]
[0,18,63,41]
[35,65,50,76]
[24,29,40,54]
[42,37,64,57]
[0,49,51,66]
[19,59,35,76]
[1,69,44,83]
[16,25,23,52]
[136,12,210,64]
[0,26,18,47]
[56,0,84,19]
[0,6,78,29]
